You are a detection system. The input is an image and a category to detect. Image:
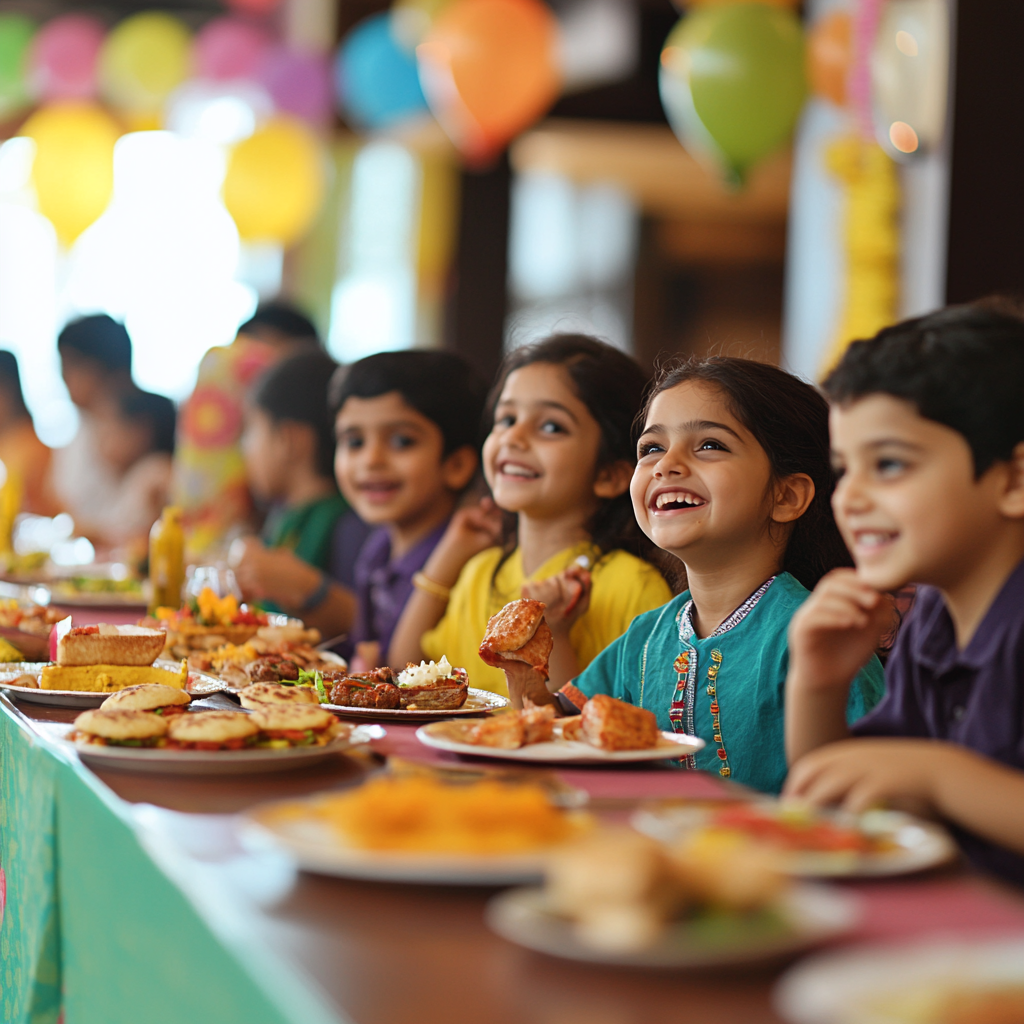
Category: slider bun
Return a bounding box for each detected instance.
[249,703,335,732]
[239,683,318,709]
[74,708,169,740]
[167,711,259,743]
[101,684,191,711]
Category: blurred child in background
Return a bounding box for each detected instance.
[331,351,487,669]
[389,334,673,696]
[50,314,131,527]
[172,303,322,559]
[0,351,58,516]
[232,349,353,619]
[88,388,176,551]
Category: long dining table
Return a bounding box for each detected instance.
[4,605,1024,1024]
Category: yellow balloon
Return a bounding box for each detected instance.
[21,102,121,245]
[100,12,191,116]
[222,118,326,246]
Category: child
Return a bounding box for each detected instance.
[50,314,132,526]
[232,349,352,618]
[89,387,176,550]
[331,351,488,668]
[784,307,1024,885]
[0,351,58,517]
[388,334,674,696]
[548,356,885,795]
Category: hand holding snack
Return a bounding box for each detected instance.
[479,598,555,708]
[521,565,592,634]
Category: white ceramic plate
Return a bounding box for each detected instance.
[633,804,957,879]
[0,661,221,709]
[417,720,704,763]
[775,937,1024,1024]
[62,723,382,776]
[323,686,510,720]
[239,799,580,885]
[487,884,859,969]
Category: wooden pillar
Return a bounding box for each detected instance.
[945,1,1024,302]
[444,153,511,381]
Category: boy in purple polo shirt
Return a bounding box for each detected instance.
[784,306,1024,884]
[330,351,488,669]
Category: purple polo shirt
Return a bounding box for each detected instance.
[349,521,449,657]
[853,556,1024,886]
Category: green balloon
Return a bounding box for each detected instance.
[660,4,807,184]
[0,14,35,119]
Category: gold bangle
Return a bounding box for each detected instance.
[412,571,451,602]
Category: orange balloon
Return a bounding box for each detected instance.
[417,0,560,164]
[808,10,852,107]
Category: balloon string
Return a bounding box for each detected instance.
[849,0,882,138]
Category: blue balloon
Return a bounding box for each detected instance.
[335,14,428,130]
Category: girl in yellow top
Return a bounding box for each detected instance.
[388,335,673,698]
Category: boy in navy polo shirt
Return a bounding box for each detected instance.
[784,306,1024,884]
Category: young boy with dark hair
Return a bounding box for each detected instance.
[785,306,1024,884]
[331,350,488,668]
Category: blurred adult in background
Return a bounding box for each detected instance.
[50,315,131,529]
[232,349,363,623]
[0,351,59,516]
[86,388,176,555]
[172,302,322,560]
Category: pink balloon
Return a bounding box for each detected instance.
[194,18,272,82]
[259,46,333,124]
[29,14,105,101]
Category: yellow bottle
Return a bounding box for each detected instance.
[148,506,185,615]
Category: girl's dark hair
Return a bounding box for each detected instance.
[329,350,488,456]
[0,351,30,420]
[488,334,661,569]
[117,388,176,456]
[644,356,852,590]
[252,350,339,478]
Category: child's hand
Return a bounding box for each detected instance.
[421,497,504,587]
[521,565,592,634]
[231,538,321,606]
[788,569,893,693]
[784,738,968,815]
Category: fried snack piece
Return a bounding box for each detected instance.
[521,700,556,744]
[324,672,402,709]
[399,670,469,710]
[468,714,525,749]
[580,693,659,751]
[246,656,301,683]
[479,599,553,676]
[559,716,584,742]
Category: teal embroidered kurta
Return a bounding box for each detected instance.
[572,573,886,795]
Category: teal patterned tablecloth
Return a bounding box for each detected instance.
[0,698,324,1024]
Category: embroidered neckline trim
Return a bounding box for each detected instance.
[678,575,778,643]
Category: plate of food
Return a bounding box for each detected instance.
[149,588,279,660]
[48,567,146,608]
[633,801,957,878]
[774,937,1024,1024]
[0,622,215,708]
[239,774,593,884]
[487,826,858,969]
[417,694,704,763]
[61,685,381,774]
[0,592,63,661]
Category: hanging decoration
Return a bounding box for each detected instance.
[335,13,428,130]
[193,18,272,83]
[21,102,121,245]
[257,45,333,125]
[99,12,192,125]
[0,14,36,120]
[417,0,561,165]
[29,14,105,102]
[659,3,807,186]
[221,116,326,246]
[807,10,852,107]
[224,0,284,16]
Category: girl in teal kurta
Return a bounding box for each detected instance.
[558,358,886,794]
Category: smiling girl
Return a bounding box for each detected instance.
[556,357,885,794]
[387,335,673,696]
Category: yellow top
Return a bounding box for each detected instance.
[422,542,673,697]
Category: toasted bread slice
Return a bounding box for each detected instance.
[58,625,165,667]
